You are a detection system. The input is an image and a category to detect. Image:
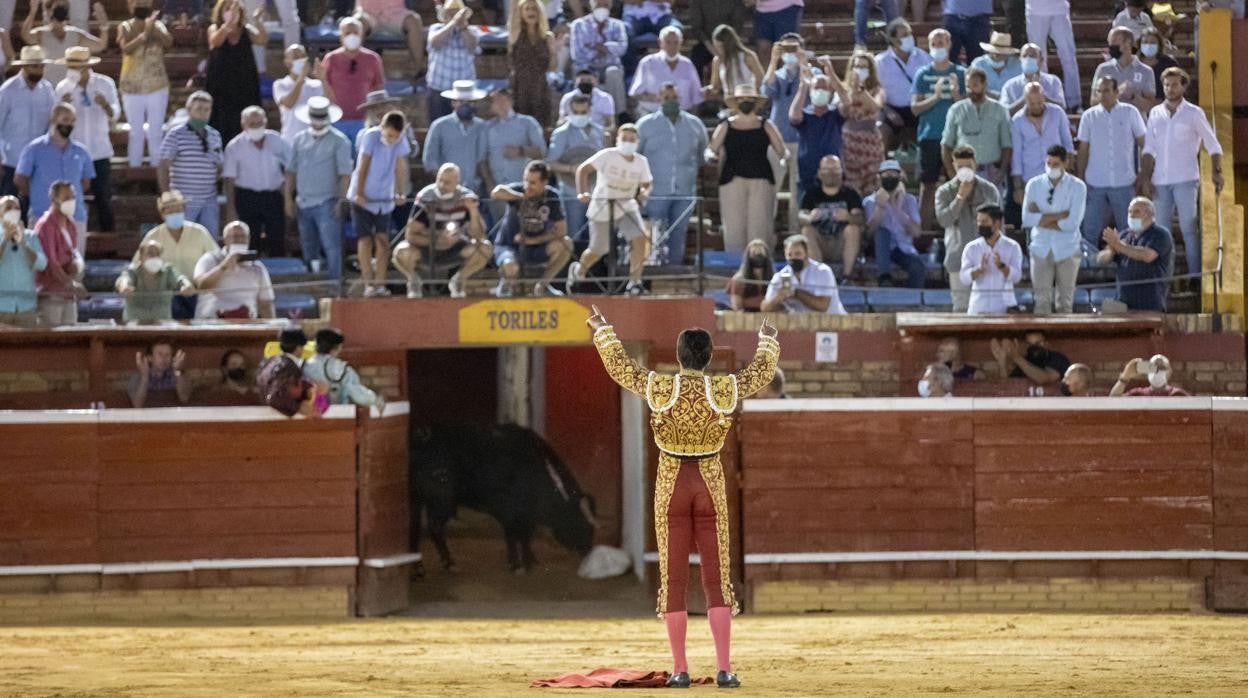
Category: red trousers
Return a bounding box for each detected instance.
[662,459,728,613]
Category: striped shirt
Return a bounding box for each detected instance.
[409,183,477,231]
[159,123,223,202]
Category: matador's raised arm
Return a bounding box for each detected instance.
[591,322,650,397]
[736,321,781,397]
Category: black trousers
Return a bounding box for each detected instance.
[92,159,114,232]
[1,166,29,222]
[236,187,287,257]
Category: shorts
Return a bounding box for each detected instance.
[811,225,845,261]
[358,9,411,37]
[588,209,646,256]
[494,243,549,268]
[753,5,802,44]
[352,205,392,238]
[919,139,945,184]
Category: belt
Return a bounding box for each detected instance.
[658,445,720,458]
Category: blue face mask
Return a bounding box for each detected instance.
[899,35,915,53]
[1021,57,1039,74]
[930,46,949,62]
[164,212,185,229]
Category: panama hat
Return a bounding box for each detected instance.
[294,96,344,124]
[439,79,488,102]
[357,89,401,112]
[54,46,101,66]
[979,31,1018,56]
[157,190,187,209]
[1150,4,1187,23]
[724,84,769,110]
[11,46,50,67]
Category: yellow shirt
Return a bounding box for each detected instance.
[132,221,219,280]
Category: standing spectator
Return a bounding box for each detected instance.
[1060,363,1093,396]
[799,154,863,276]
[159,94,224,238]
[687,0,746,78]
[728,238,773,311]
[391,163,491,298]
[116,0,171,169]
[936,145,1001,312]
[636,83,707,266]
[760,234,848,314]
[197,349,262,406]
[942,0,992,64]
[630,26,703,117]
[875,18,931,150]
[969,31,1021,100]
[354,0,425,77]
[936,336,984,380]
[115,239,195,323]
[508,0,556,128]
[272,44,323,143]
[15,103,93,247]
[287,97,352,280]
[1025,0,1080,112]
[1095,196,1173,312]
[193,220,277,318]
[0,195,47,328]
[1010,82,1072,202]
[917,362,955,398]
[1090,27,1155,115]
[1022,144,1085,314]
[708,24,763,101]
[1076,76,1146,251]
[863,159,925,288]
[427,0,481,123]
[959,203,1022,314]
[321,17,385,144]
[1139,67,1223,280]
[789,66,844,198]
[1113,0,1154,39]
[304,328,384,407]
[569,0,628,121]
[990,330,1070,386]
[33,180,86,325]
[941,67,1011,190]
[20,1,107,87]
[911,28,965,228]
[0,47,56,211]
[242,0,298,72]
[1111,354,1190,397]
[559,69,616,129]
[834,51,886,196]
[481,88,547,221]
[128,339,192,408]
[752,0,803,61]
[999,43,1064,113]
[349,110,410,296]
[569,124,653,294]
[223,106,291,257]
[488,160,574,297]
[1149,4,1186,56]
[548,93,606,244]
[424,80,489,196]
[762,34,805,235]
[855,0,897,48]
[1138,28,1178,101]
[53,47,116,233]
[205,0,264,146]
[621,1,678,76]
[133,190,219,319]
[710,84,786,253]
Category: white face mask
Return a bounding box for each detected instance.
[290,57,307,75]
[309,122,329,136]
[342,33,362,51]
[991,58,1006,69]
[781,52,798,67]
[592,7,610,22]
[930,47,949,62]
[1127,216,1146,233]
[246,127,266,142]
[810,88,832,107]
[569,113,591,128]
[899,35,915,53]
[59,199,76,218]
[2,210,19,226]
[1046,165,1064,180]
[143,257,163,274]
[616,140,637,156]
[64,68,82,85]
[1140,43,1159,58]
[1148,370,1169,389]
[853,67,870,83]
[917,379,932,398]
[228,243,249,255]
[1021,57,1039,74]
[956,167,975,183]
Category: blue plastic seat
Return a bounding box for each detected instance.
[1014,288,1034,306]
[274,293,318,319]
[84,258,129,280]
[701,250,742,273]
[1090,286,1119,306]
[866,287,924,308]
[922,288,953,306]
[260,257,310,278]
[77,293,124,322]
[839,288,868,311]
[705,289,731,310]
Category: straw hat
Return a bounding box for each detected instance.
[439,79,488,102]
[54,46,101,66]
[294,96,344,124]
[1150,3,1187,23]
[11,46,49,67]
[357,89,401,111]
[979,31,1018,56]
[157,190,187,209]
[724,84,768,110]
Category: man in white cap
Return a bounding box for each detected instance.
[286,96,352,281]
[54,45,118,233]
[0,46,56,212]
[424,80,488,196]
[425,0,480,122]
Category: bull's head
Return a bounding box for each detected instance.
[551,492,597,558]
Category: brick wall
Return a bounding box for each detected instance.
[354,364,403,401]
[0,586,349,624]
[0,370,88,395]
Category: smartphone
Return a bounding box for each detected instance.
[239,251,261,262]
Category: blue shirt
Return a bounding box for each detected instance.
[969,54,1022,99]
[348,127,412,215]
[1115,223,1173,312]
[763,68,802,142]
[793,106,843,189]
[1022,171,1087,261]
[423,114,488,193]
[547,120,605,193]
[1010,103,1074,180]
[484,111,546,188]
[0,229,48,313]
[943,0,993,15]
[636,110,708,197]
[911,63,966,142]
[863,190,921,255]
[0,76,55,166]
[289,127,354,208]
[16,135,94,223]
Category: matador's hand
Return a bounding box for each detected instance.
[586,304,607,331]
[760,317,778,339]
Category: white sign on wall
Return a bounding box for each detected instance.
[815,332,839,363]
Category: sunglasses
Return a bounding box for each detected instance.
[349,58,358,74]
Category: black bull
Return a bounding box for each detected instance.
[410,424,598,573]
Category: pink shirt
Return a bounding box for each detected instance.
[34,209,77,296]
[1125,385,1191,396]
[321,47,385,121]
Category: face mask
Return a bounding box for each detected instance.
[164,212,185,229]
[226,367,246,382]
[899,35,915,52]
[1148,370,1169,389]
[1021,57,1039,74]
[930,47,949,62]
[291,58,307,75]
[133,6,152,19]
[1108,45,1123,60]
[59,199,76,217]
[569,113,591,128]
[789,258,805,273]
[1059,382,1072,396]
[1141,43,1159,58]
[189,117,207,130]
[736,100,756,114]
[748,253,769,269]
[2,210,20,226]
[853,67,870,83]
[1127,216,1147,233]
[64,69,82,85]
[455,104,475,121]
[577,82,594,95]
[991,58,1006,69]
[246,127,266,142]
[52,6,69,21]
[1046,165,1064,180]
[661,100,681,117]
[978,225,995,239]
[56,124,74,138]
[1025,345,1049,366]
[956,167,975,183]
[592,7,610,22]
[917,379,932,398]
[309,122,329,137]
[880,176,900,192]
[782,52,798,67]
[342,34,362,51]
[228,243,249,255]
[616,140,637,156]
[810,89,831,107]
[143,257,163,274]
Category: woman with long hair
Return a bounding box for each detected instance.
[117,0,171,168]
[707,24,763,101]
[507,0,557,128]
[205,0,265,145]
[728,238,775,311]
[707,84,787,253]
[834,51,885,195]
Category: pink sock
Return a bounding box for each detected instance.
[664,611,688,673]
[708,606,732,672]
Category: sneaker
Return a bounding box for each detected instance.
[566,261,582,289]
[625,280,646,296]
[372,285,391,297]
[448,274,466,298]
[406,281,423,299]
[534,281,564,297]
[492,280,513,298]
[362,286,379,298]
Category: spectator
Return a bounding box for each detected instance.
[0,19,14,70]
[911,28,965,227]
[1113,0,1154,39]
[321,17,385,144]
[272,44,323,143]
[354,0,425,77]
[754,366,787,398]
[128,339,191,408]
[116,0,171,169]
[32,180,84,325]
[1138,28,1178,101]
[936,336,984,379]
[133,190,219,319]
[569,0,627,121]
[1149,4,1185,56]
[426,0,480,123]
[192,220,277,318]
[630,26,702,116]
[1022,144,1085,314]
[999,43,1064,113]
[570,124,653,294]
[392,162,490,298]
[1111,354,1190,396]
[959,202,1022,314]
[1025,0,1080,111]
[761,234,848,314]
[728,238,773,312]
[1076,76,1146,252]
[205,0,264,146]
[0,47,56,212]
[20,1,106,87]
[936,145,1002,312]
[15,102,93,247]
[223,106,291,257]
[636,83,707,265]
[1095,196,1173,312]
[708,24,763,101]
[116,238,195,323]
[548,93,606,245]
[287,97,352,280]
[990,331,1070,385]
[854,0,898,48]
[789,67,844,197]
[257,327,322,418]
[242,0,298,73]
[53,49,115,234]
[349,110,410,297]
[969,31,1020,100]
[875,18,931,150]
[304,328,384,408]
[687,0,746,78]
[481,88,547,221]
[710,84,786,253]
[918,362,955,397]
[942,0,992,64]
[799,155,863,276]
[1090,27,1155,115]
[1060,363,1093,396]
[489,160,573,297]
[621,1,678,74]
[1010,82,1073,196]
[1139,67,1223,281]
[762,34,805,235]
[197,349,262,406]
[508,0,556,128]
[424,81,489,196]
[559,69,616,129]
[863,159,925,288]
[941,67,1011,190]
[752,0,803,61]
[834,51,886,196]
[158,91,224,238]
[0,195,47,328]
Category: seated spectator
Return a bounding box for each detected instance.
[835,51,886,196]
[1011,83,1073,201]
[548,94,607,244]
[918,362,954,398]
[272,44,323,143]
[970,31,1020,101]
[799,155,863,277]
[941,67,1011,190]
[15,102,93,246]
[569,0,627,121]
[1113,0,1154,39]
[224,105,291,258]
[569,124,653,294]
[349,110,411,297]
[875,18,931,150]
[392,163,491,298]
[424,81,488,197]
[116,239,195,323]
[1060,363,1093,396]
[710,84,786,253]
[559,69,616,129]
[158,91,224,238]
[959,203,1022,315]
[863,160,924,288]
[990,331,1070,386]
[728,238,774,312]
[303,328,384,408]
[489,160,573,297]
[134,190,220,319]
[507,0,556,128]
[1149,4,1186,56]
[687,0,746,78]
[635,83,706,266]
[287,97,353,281]
[0,195,47,328]
[197,348,262,406]
[760,234,848,314]
[481,88,547,222]
[1138,28,1179,101]
[321,17,385,143]
[629,26,702,116]
[936,145,1002,313]
[355,0,426,77]
[1022,144,1085,315]
[54,46,117,235]
[789,67,844,199]
[33,180,86,326]
[707,24,763,102]
[1095,196,1173,312]
[129,338,191,408]
[1076,76,1147,252]
[192,220,276,318]
[936,336,984,380]
[426,0,480,123]
[622,1,678,49]
[21,0,107,86]
[1090,27,1155,115]
[1111,354,1190,396]
[999,43,1064,113]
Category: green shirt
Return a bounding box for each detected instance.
[940,97,1012,166]
[121,264,190,323]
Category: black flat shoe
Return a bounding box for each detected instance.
[716,671,741,688]
[666,671,690,688]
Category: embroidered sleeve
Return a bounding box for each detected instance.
[735,330,781,398]
[593,324,650,397]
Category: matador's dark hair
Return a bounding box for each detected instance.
[677,328,713,371]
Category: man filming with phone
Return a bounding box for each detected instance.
[193,220,275,319]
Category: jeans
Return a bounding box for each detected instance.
[1081,185,1134,251]
[1153,180,1201,275]
[874,229,927,287]
[235,188,287,257]
[943,13,992,64]
[297,199,344,280]
[854,0,897,46]
[91,159,114,232]
[560,184,589,242]
[185,198,220,239]
[644,195,696,265]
